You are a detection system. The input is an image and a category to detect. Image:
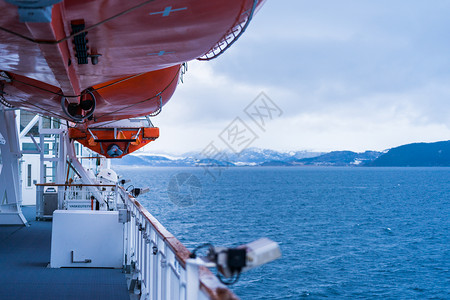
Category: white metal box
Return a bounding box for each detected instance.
[50,210,124,268]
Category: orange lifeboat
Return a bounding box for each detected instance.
[69,122,160,158]
[0,0,265,156]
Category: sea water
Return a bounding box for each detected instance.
[115,166,450,299]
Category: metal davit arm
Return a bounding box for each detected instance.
[64,132,104,202]
[0,109,28,226]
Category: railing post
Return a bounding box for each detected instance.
[125,208,132,273]
[36,185,43,219]
[58,186,65,209]
[114,183,118,210]
[143,227,150,300]
[161,245,167,300]
[152,239,158,300]
[185,258,201,300]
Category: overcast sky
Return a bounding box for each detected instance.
[147,0,450,155]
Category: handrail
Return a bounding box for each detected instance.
[126,195,191,267]
[119,187,239,300]
[35,183,119,219]
[36,183,116,187]
[197,0,259,61]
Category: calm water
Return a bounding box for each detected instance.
[115,166,450,299]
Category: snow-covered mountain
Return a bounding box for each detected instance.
[225,148,322,165]
[112,141,450,167]
[112,148,381,167]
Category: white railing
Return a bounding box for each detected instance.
[35,182,238,299]
[35,183,119,219]
[118,187,238,300]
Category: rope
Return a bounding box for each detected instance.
[147,93,162,117]
[0,71,147,99]
[0,84,14,108]
[0,0,182,124]
[0,0,156,45]
[0,94,14,108]
[92,64,181,126]
[0,89,71,121]
[92,73,146,93]
[1,65,179,125]
[179,62,188,83]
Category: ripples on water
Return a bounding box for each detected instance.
[116,166,450,299]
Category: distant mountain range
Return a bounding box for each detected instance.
[292,150,382,166]
[367,140,450,166]
[112,141,450,167]
[112,148,323,167]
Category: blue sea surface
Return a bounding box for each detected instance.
[116,166,450,299]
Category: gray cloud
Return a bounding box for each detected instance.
[149,0,450,154]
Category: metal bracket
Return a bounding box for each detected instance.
[71,250,92,263]
[5,0,63,23]
[161,258,167,268]
[118,209,128,223]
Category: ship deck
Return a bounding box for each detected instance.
[0,206,129,300]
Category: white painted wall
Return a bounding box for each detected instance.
[20,154,40,205]
[50,210,124,268]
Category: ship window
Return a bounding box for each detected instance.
[22,143,49,153]
[41,117,51,129]
[23,143,38,151]
[52,118,59,129]
[27,164,32,187]
[20,111,39,137]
